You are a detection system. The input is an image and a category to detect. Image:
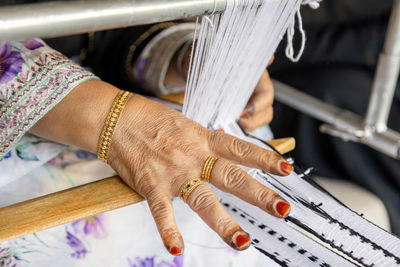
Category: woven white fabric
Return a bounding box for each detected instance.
[183,0,400,265]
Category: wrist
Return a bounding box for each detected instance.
[30,80,121,154]
[97,90,133,163]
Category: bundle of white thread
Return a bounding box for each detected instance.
[183,0,304,128]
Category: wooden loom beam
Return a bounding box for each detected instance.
[0,139,294,242]
[0,177,143,242]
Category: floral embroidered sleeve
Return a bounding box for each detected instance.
[0,39,98,159]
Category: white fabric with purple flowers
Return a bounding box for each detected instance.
[0,134,66,187]
[0,39,276,266]
[0,147,276,267]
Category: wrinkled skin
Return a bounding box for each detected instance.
[31,78,292,256]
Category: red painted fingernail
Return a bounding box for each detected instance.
[215,128,225,132]
[233,232,251,249]
[170,246,182,256]
[280,161,293,175]
[240,111,248,118]
[236,234,251,248]
[275,200,291,217]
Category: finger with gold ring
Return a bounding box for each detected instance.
[178,178,204,202]
[201,156,218,182]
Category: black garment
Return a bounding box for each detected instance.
[44,25,164,94]
[1,0,164,93]
[270,0,400,235]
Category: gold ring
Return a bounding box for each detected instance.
[201,156,218,183]
[178,178,204,202]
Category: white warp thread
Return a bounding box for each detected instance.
[183,0,400,266]
[302,0,322,9]
[285,9,306,63]
[285,0,322,62]
[184,0,303,128]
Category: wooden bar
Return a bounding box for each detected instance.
[0,138,294,242]
[267,137,296,155]
[0,176,143,242]
[158,92,185,105]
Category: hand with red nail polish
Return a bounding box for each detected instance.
[34,80,292,256]
[274,200,291,217]
[105,96,292,254]
[280,161,294,175]
[234,232,252,250]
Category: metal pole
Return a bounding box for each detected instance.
[273,80,343,126]
[0,0,226,41]
[365,0,400,132]
[273,80,365,137]
[273,80,400,159]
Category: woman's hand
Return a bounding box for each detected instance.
[239,58,275,133]
[31,80,293,256]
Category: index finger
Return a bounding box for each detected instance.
[208,131,293,176]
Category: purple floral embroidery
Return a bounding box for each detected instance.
[0,247,17,267]
[0,151,11,161]
[24,39,44,50]
[127,256,183,267]
[0,71,96,158]
[75,149,97,160]
[47,154,66,168]
[66,231,87,259]
[72,214,107,239]
[0,47,95,157]
[128,256,155,267]
[158,256,184,267]
[0,43,24,84]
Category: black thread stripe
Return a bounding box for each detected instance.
[258,171,400,265]
[223,201,334,267]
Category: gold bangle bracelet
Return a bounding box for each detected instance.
[97,90,132,163]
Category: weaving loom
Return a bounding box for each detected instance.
[0,0,399,266]
[183,0,400,266]
[217,123,400,266]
